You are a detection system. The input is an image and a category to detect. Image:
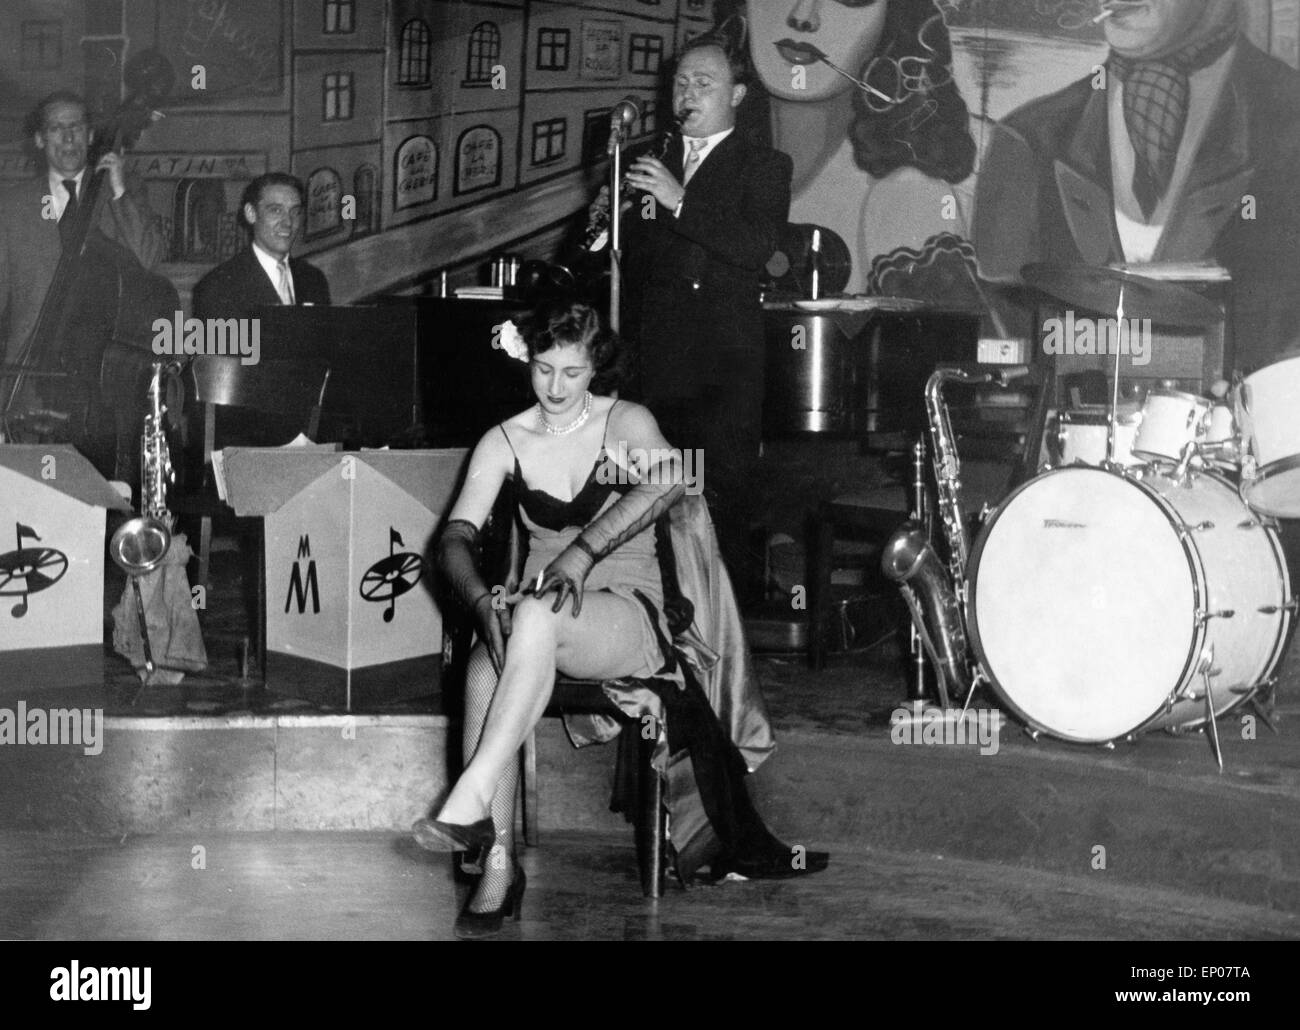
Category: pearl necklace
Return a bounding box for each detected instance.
[538,391,593,436]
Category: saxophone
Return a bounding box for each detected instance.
[109,361,175,673]
[882,366,1027,705]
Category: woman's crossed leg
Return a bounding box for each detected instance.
[439,590,655,827]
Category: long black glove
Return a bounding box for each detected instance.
[437,519,507,672]
[537,455,685,617]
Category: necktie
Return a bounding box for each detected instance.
[277,260,295,305]
[59,178,78,248]
[682,138,707,186]
[1107,18,1238,220]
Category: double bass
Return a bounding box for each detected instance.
[0,51,178,482]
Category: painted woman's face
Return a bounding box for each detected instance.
[746,0,889,102]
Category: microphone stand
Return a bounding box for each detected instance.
[607,122,625,334]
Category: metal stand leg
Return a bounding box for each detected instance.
[1200,649,1223,773]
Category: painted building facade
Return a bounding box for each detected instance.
[0,0,716,304]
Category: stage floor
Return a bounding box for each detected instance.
[5,520,1300,940]
[2,829,1295,941]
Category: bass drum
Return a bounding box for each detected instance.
[967,467,1290,743]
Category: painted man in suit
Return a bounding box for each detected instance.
[0,92,164,370]
[192,172,330,319]
[622,37,792,598]
[974,0,1300,373]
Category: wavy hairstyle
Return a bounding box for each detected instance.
[849,1,975,183]
[517,300,624,395]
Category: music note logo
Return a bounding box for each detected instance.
[358,527,425,623]
[0,523,69,618]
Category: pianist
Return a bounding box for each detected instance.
[187,172,333,458]
[192,172,330,321]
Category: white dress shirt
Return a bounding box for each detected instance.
[252,241,296,304]
[46,169,86,221]
[674,126,734,217]
[681,127,734,180]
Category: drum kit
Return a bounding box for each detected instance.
[958,266,1300,768]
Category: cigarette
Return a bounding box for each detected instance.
[820,58,893,103]
[535,570,544,593]
[1092,8,1115,22]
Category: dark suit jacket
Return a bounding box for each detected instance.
[974,38,1300,371]
[623,132,792,402]
[0,172,164,366]
[192,246,331,320]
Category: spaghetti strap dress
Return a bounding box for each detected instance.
[499,401,682,686]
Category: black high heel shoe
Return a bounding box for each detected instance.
[412,816,496,872]
[454,862,526,940]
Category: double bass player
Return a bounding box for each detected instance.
[0,89,167,474]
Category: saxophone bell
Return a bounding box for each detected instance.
[108,514,170,575]
[882,520,972,708]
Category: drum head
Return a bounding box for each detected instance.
[1243,457,1300,519]
[969,468,1196,742]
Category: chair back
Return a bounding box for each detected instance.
[191,356,330,421]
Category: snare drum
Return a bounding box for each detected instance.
[1133,389,1211,463]
[967,466,1290,743]
[1054,406,1141,467]
[1238,355,1300,517]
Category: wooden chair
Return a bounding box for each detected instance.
[170,356,331,675]
[519,679,666,898]
[180,355,332,588]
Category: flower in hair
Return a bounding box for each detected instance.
[496,320,529,363]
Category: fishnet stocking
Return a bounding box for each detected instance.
[461,642,518,911]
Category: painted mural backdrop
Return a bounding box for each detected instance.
[2,0,1296,332]
[710,0,1300,369]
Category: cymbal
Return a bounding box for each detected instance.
[1021,263,1222,327]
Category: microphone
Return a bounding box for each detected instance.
[607,96,641,154]
[610,96,641,128]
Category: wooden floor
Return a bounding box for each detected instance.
[3,829,1297,941]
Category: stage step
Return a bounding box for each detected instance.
[2,705,1298,915]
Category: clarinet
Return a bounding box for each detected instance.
[583,123,679,252]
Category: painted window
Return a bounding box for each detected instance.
[537,28,570,71]
[465,22,500,84]
[531,118,567,165]
[323,71,354,121]
[628,33,663,76]
[398,19,431,85]
[324,0,354,34]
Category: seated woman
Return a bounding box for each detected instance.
[415,300,826,938]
